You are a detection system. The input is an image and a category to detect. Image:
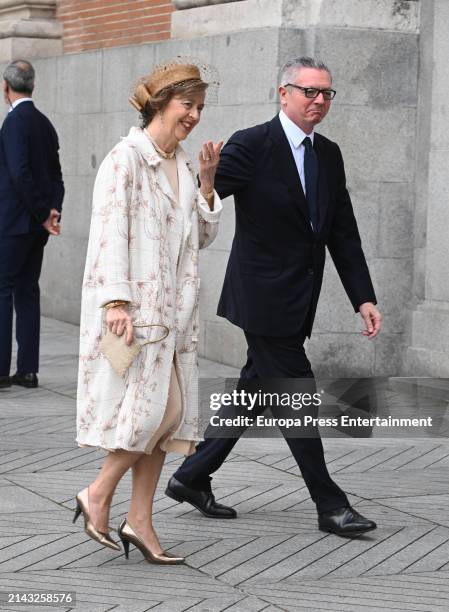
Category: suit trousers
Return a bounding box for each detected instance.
[174,329,349,514]
[0,230,48,376]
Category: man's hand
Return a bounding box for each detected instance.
[43,208,61,235]
[359,302,381,339]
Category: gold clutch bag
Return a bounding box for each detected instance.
[99,324,169,377]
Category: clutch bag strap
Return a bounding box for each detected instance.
[134,323,170,347]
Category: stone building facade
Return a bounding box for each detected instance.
[0,0,447,376]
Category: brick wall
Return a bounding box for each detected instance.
[57,0,173,53]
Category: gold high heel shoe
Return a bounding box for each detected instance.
[118,519,184,564]
[73,488,120,551]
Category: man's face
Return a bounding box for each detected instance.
[279,67,333,133]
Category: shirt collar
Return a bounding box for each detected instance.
[279,110,314,148]
[9,98,33,112]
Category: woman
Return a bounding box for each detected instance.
[75,60,222,564]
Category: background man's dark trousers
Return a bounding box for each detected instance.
[173,328,350,514]
[0,230,48,376]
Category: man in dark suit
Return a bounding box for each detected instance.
[0,60,64,389]
[167,57,381,536]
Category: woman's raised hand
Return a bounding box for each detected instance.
[198,140,223,197]
[106,307,134,346]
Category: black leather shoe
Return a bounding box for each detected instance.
[11,373,38,388]
[165,476,237,519]
[319,506,376,537]
[0,376,11,389]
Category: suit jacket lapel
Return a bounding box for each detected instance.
[269,116,313,230]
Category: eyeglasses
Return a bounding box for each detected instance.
[284,83,336,100]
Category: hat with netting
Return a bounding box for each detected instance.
[129,56,219,112]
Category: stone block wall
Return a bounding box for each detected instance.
[0,1,63,61]
[301,25,418,376]
[404,0,449,375]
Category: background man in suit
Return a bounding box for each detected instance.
[167,57,381,537]
[0,60,64,389]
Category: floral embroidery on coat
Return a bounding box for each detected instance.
[76,127,222,453]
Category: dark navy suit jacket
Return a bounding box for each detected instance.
[0,100,64,236]
[216,115,376,337]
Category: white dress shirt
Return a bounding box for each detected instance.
[8,97,33,112]
[278,110,314,196]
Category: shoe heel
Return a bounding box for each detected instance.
[165,488,183,504]
[73,502,82,524]
[121,538,130,559]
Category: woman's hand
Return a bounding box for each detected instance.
[105,306,134,346]
[198,140,223,197]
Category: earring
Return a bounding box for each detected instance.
[159,110,164,123]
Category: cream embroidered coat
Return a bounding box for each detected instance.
[76,126,222,453]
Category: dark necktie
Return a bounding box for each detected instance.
[303,136,319,232]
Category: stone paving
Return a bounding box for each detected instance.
[1,318,449,611]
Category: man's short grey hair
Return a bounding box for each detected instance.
[280,57,332,86]
[3,60,35,94]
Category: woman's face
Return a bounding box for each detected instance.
[161,91,206,142]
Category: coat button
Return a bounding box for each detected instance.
[307,268,314,275]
